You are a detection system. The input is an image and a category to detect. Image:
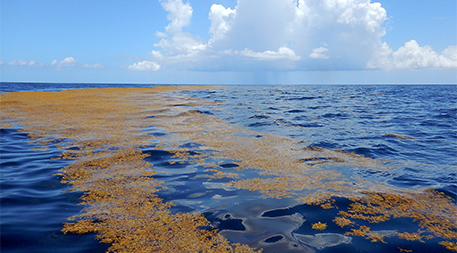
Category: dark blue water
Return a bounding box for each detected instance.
[0,82,158,93]
[184,85,457,187]
[0,128,110,253]
[1,82,456,253]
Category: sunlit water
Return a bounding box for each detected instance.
[1,83,456,253]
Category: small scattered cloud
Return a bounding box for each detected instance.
[128,61,161,71]
[9,60,28,66]
[51,57,77,68]
[28,61,38,66]
[82,63,104,68]
[8,59,43,66]
[4,57,111,70]
[309,47,330,59]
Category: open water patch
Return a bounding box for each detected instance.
[0,128,109,253]
[2,84,456,253]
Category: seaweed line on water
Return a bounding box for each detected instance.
[1,87,456,252]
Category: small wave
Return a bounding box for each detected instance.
[321,113,350,119]
[264,235,284,243]
[286,96,322,101]
[220,163,240,168]
[388,175,434,188]
[287,109,306,113]
[248,122,273,127]
[248,115,322,129]
[177,109,214,116]
[436,185,457,200]
[293,123,323,128]
[384,133,416,140]
[249,114,270,119]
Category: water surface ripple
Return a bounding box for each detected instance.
[1,83,456,253]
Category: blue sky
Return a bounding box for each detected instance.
[1,0,456,84]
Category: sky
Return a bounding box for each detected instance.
[1,0,456,84]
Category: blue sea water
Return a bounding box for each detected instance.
[1,82,456,252]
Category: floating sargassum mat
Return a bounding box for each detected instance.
[1,87,456,252]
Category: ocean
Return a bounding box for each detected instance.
[1,82,456,253]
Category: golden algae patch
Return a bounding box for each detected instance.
[397,231,425,243]
[208,169,240,180]
[398,247,413,253]
[148,102,393,204]
[341,190,456,236]
[136,91,456,250]
[60,149,255,252]
[0,87,260,253]
[345,225,372,237]
[2,87,456,252]
[333,189,457,249]
[333,217,354,228]
[311,222,327,230]
[440,241,457,252]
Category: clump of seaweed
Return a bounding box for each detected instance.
[61,149,254,252]
[344,225,393,243]
[312,222,327,230]
[2,87,456,252]
[398,247,413,252]
[208,169,240,180]
[338,190,457,240]
[345,225,372,237]
[397,230,425,243]
[333,217,354,228]
[366,232,388,243]
[331,189,457,250]
[0,87,260,253]
[439,241,457,252]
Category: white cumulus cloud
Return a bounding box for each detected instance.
[138,0,456,72]
[128,61,161,71]
[368,40,457,69]
[150,50,164,59]
[238,47,301,61]
[152,0,206,56]
[208,4,236,43]
[442,46,457,61]
[161,0,193,34]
